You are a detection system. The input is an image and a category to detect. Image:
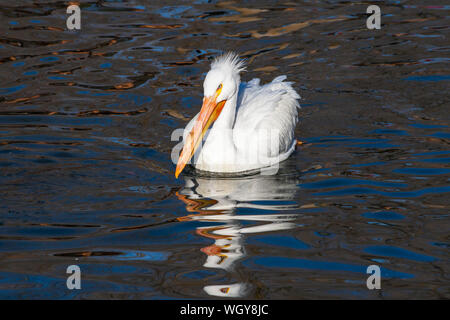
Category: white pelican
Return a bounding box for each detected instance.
[175,52,300,178]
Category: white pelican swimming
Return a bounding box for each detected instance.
[175,52,300,178]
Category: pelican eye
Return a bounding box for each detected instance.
[216,83,223,94]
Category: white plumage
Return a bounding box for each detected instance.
[176,52,300,177]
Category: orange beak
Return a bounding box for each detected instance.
[175,93,226,178]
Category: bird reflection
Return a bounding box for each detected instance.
[176,159,300,298]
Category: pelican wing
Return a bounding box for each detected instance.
[234,76,300,158]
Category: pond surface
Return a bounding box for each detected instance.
[0,0,449,299]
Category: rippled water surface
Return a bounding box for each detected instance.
[0,1,449,299]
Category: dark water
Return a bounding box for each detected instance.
[0,0,449,299]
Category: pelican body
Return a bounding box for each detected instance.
[175,52,300,178]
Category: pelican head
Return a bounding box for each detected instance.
[175,53,246,178]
